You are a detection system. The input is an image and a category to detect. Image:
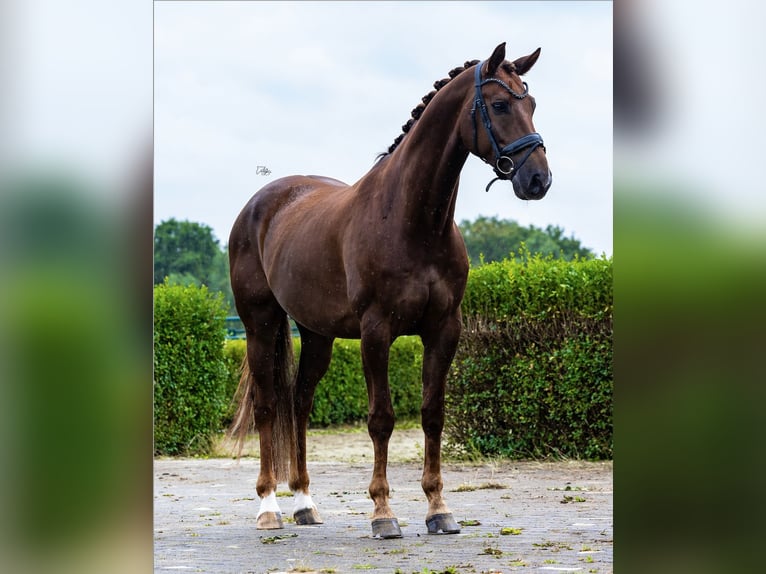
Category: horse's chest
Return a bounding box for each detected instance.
[347,245,466,330]
[382,268,456,316]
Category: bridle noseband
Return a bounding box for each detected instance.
[471,60,546,191]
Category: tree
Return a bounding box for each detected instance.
[154,219,237,313]
[458,216,592,265]
[542,224,594,260]
[154,219,221,284]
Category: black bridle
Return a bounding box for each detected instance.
[471,60,546,191]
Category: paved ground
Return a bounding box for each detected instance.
[154,431,612,574]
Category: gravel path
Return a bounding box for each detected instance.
[154,430,612,573]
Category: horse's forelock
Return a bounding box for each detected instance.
[501,62,517,75]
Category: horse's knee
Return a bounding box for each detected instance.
[420,403,445,437]
[367,408,395,441]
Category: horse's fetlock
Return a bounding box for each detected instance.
[422,475,444,495]
[369,483,390,502]
[256,481,277,499]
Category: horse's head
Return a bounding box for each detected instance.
[464,43,552,200]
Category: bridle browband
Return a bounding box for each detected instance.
[471,60,546,191]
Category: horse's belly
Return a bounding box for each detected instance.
[275,287,359,338]
[266,254,361,338]
[291,308,362,339]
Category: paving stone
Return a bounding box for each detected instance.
[155,457,612,573]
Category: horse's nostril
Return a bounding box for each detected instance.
[523,172,549,200]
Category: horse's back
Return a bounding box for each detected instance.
[230,174,349,242]
[305,175,347,187]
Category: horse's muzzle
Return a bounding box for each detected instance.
[513,169,552,200]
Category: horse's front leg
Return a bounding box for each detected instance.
[420,314,462,534]
[360,314,401,538]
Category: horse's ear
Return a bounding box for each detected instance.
[512,47,542,76]
[486,42,506,76]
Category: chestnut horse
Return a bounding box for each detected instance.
[228,42,551,539]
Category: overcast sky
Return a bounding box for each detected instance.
[154,1,612,256]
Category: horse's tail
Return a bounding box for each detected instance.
[229,316,296,482]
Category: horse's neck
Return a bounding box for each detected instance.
[381,87,470,236]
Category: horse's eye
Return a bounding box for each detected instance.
[491,101,509,114]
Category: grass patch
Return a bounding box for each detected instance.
[260,533,298,544]
[453,481,508,492]
[481,546,503,556]
[383,547,408,555]
[533,541,573,552]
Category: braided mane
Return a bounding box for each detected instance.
[377,59,480,159]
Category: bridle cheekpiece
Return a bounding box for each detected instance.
[471,60,546,191]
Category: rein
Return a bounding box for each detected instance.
[471,60,546,191]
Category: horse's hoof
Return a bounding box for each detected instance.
[371,517,403,539]
[426,513,461,534]
[294,507,323,525]
[256,511,284,530]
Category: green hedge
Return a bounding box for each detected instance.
[461,249,612,321]
[445,250,613,460]
[155,248,612,460]
[309,336,423,426]
[221,336,424,427]
[154,281,229,455]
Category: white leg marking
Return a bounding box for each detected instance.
[257,491,281,518]
[293,491,316,512]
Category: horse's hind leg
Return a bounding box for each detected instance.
[239,301,295,530]
[420,315,462,534]
[289,326,334,525]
